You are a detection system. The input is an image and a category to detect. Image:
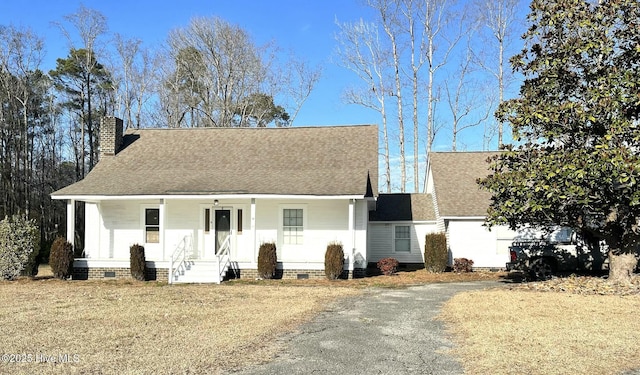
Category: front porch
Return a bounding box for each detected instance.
[65,196,370,283]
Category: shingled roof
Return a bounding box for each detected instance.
[428,152,497,217]
[52,125,378,197]
[369,193,436,221]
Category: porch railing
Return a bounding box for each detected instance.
[169,234,192,284]
[216,234,231,284]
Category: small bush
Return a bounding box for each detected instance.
[324,242,344,280]
[49,237,74,280]
[0,215,39,280]
[130,244,146,281]
[453,258,474,273]
[425,232,448,272]
[257,242,277,279]
[377,257,399,276]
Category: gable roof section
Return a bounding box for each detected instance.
[429,152,497,217]
[370,193,436,221]
[52,125,378,197]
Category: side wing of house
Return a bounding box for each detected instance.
[427,152,516,269]
[367,194,437,265]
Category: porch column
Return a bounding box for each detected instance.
[348,199,355,275]
[159,199,166,260]
[251,198,257,265]
[66,199,75,247]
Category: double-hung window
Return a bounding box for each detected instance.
[394,225,411,252]
[145,208,160,243]
[283,208,304,245]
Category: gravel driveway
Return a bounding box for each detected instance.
[230,281,504,375]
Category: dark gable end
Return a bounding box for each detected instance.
[370,193,436,221]
[52,125,379,197]
[429,152,498,217]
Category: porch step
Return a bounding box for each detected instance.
[172,260,228,284]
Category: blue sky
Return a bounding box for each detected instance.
[0,0,528,191]
[0,0,381,126]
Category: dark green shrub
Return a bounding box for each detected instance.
[424,232,448,272]
[0,215,39,280]
[324,242,344,280]
[257,242,277,279]
[453,258,474,273]
[49,237,74,280]
[130,244,146,281]
[377,257,399,275]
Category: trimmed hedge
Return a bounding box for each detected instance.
[49,237,74,280]
[324,242,344,280]
[424,232,448,272]
[130,244,146,281]
[257,242,277,279]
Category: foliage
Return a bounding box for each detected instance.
[49,47,113,171]
[453,258,474,273]
[257,242,277,279]
[377,257,399,276]
[424,232,448,272]
[49,237,74,279]
[479,0,640,282]
[0,215,40,280]
[324,242,345,280]
[130,244,146,281]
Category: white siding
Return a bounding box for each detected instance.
[84,197,364,269]
[367,222,437,263]
[446,220,514,268]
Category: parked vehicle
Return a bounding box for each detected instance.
[506,227,607,280]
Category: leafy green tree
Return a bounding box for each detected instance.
[479,0,640,283]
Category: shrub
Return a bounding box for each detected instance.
[377,257,399,276]
[0,215,39,280]
[453,258,474,273]
[49,237,74,280]
[130,244,146,281]
[424,232,448,272]
[324,242,344,280]
[257,242,277,279]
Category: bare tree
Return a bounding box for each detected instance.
[158,17,289,128]
[369,0,408,192]
[54,4,109,171]
[335,19,392,193]
[278,54,322,125]
[445,37,492,151]
[473,0,521,148]
[422,0,462,156]
[113,34,156,129]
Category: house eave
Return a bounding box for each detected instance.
[51,193,367,202]
[440,215,487,220]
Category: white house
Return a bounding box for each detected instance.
[425,152,516,269]
[52,117,378,283]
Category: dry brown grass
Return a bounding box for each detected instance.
[0,278,359,374]
[229,268,506,288]
[440,289,640,375]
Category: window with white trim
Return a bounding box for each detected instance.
[145,208,160,243]
[283,208,304,245]
[394,225,411,252]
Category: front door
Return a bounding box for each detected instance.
[215,209,231,255]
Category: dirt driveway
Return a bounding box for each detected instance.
[230,281,503,375]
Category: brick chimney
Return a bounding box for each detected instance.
[100,116,123,158]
